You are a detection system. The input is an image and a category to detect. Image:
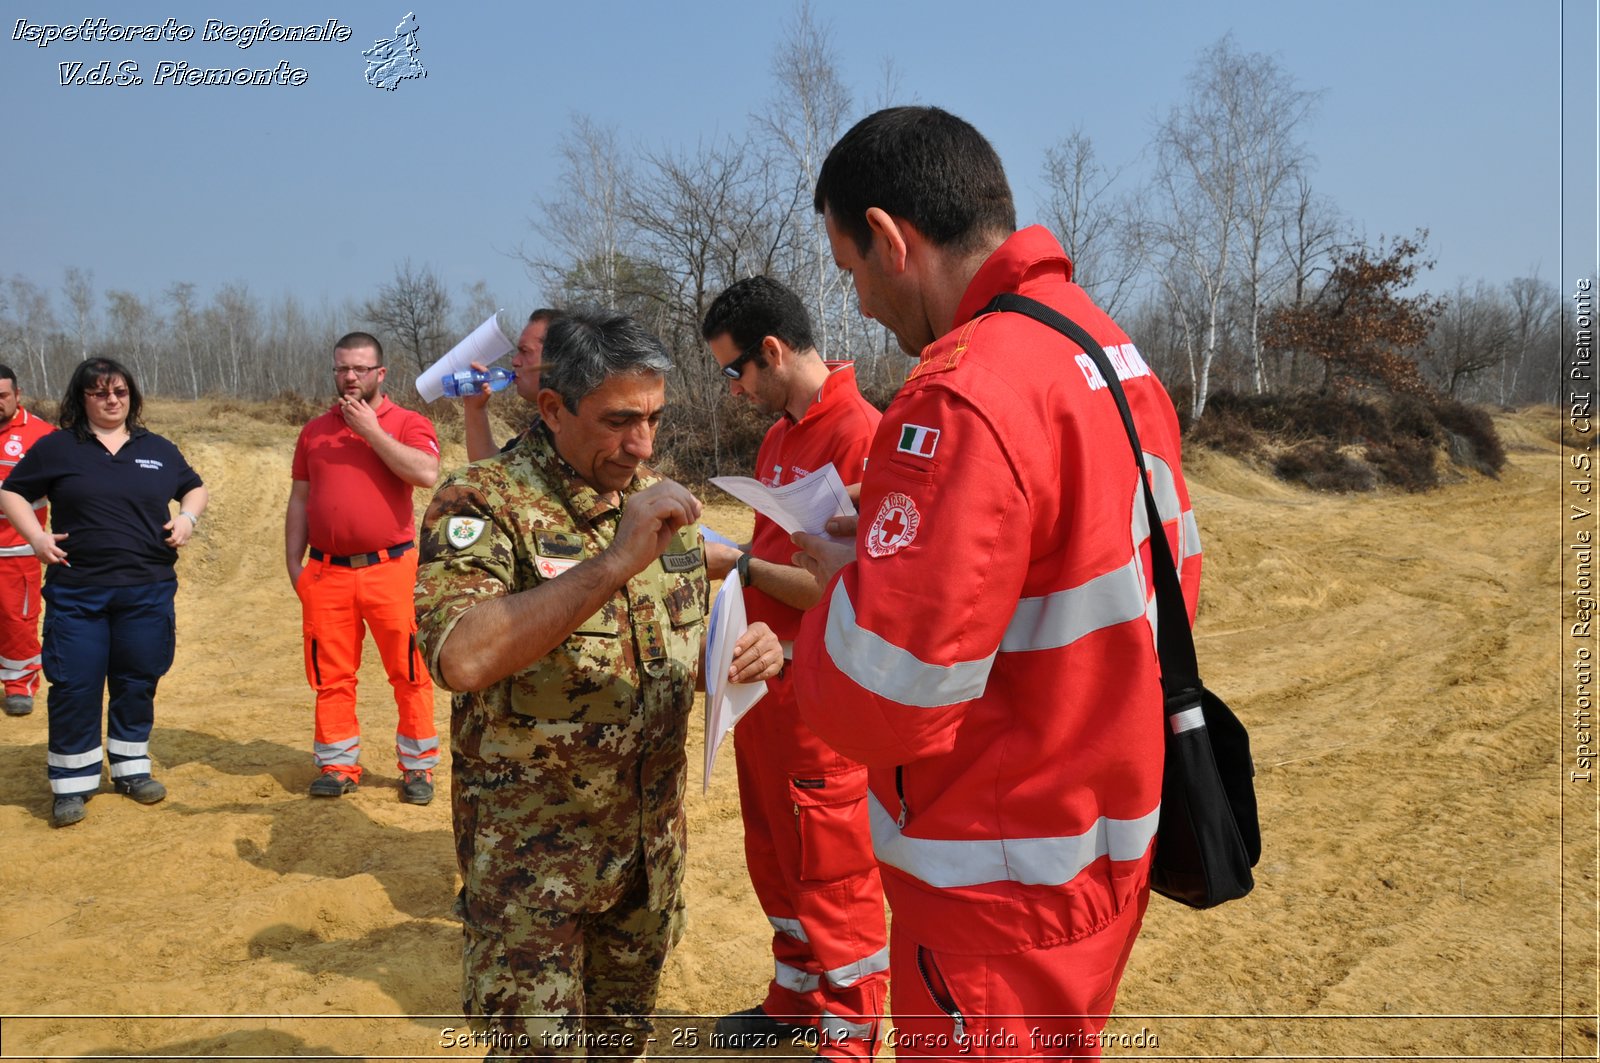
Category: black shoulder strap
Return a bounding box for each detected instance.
[978,293,1202,701]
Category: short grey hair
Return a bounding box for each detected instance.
[541,310,673,412]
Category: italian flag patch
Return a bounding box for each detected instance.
[896,424,940,458]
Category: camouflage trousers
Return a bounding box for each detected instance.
[459,868,686,1060]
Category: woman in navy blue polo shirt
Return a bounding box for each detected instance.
[0,357,208,829]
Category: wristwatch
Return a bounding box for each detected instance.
[736,551,752,587]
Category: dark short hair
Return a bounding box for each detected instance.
[702,277,816,360]
[541,310,673,413]
[0,365,18,390]
[60,357,143,441]
[814,106,1017,256]
[528,308,564,326]
[334,331,383,365]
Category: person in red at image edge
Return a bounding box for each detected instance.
[700,276,888,1058]
[285,331,441,805]
[791,107,1202,1059]
[0,366,54,717]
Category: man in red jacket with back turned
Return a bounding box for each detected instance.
[792,107,1202,1059]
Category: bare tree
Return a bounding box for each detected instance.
[166,282,204,398]
[206,282,259,396]
[754,0,853,356]
[3,276,57,390]
[1150,35,1320,416]
[1503,275,1560,404]
[1038,129,1146,317]
[362,260,453,380]
[61,267,96,362]
[105,290,163,393]
[529,116,635,308]
[1423,280,1512,397]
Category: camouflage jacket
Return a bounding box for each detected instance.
[415,424,709,914]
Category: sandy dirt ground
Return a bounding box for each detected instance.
[0,399,1586,1062]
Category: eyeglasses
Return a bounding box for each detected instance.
[87,388,130,401]
[720,343,763,380]
[333,364,380,377]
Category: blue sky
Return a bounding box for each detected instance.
[3,1,1593,325]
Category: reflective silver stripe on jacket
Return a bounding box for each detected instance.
[823,580,995,708]
[866,792,1160,889]
[768,915,807,942]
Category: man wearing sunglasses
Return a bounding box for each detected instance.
[285,331,442,806]
[701,277,887,1059]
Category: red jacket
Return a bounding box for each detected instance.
[794,227,1201,954]
[0,407,54,555]
[745,362,881,642]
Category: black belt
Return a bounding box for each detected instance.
[309,542,413,569]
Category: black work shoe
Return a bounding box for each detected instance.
[51,795,87,828]
[309,770,358,797]
[399,769,434,806]
[713,1006,818,1049]
[113,774,167,804]
[4,694,32,716]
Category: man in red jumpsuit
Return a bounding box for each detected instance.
[285,332,441,804]
[792,107,1202,1059]
[0,366,52,717]
[700,277,888,1059]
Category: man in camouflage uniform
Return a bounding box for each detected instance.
[416,310,784,1058]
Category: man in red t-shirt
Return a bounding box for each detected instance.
[701,277,888,1060]
[0,366,53,716]
[285,332,441,804]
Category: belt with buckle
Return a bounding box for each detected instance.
[309,542,413,569]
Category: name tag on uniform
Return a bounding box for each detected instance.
[535,555,580,579]
[660,547,702,573]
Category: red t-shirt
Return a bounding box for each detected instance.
[291,397,439,555]
[746,362,881,640]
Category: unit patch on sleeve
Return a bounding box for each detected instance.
[896,424,940,459]
[446,517,486,549]
[865,492,922,558]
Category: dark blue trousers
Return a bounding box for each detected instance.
[42,580,176,796]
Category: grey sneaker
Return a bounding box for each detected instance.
[113,774,166,804]
[4,694,32,716]
[400,769,434,806]
[51,795,87,828]
[309,769,358,797]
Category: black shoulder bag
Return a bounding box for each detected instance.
[981,293,1261,909]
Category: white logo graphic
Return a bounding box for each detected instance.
[446,517,486,549]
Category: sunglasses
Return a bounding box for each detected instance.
[720,343,762,380]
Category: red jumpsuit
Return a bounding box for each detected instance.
[737,364,888,1057]
[291,399,439,781]
[0,407,53,701]
[794,228,1202,1059]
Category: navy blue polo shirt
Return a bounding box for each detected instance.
[5,427,205,587]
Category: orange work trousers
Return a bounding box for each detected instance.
[0,554,42,698]
[734,667,888,1059]
[296,551,436,780]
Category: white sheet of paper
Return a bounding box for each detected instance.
[416,310,517,402]
[709,462,855,538]
[703,569,767,792]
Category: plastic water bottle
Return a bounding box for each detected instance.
[441,367,516,397]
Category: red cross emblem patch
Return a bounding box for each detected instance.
[865,492,921,558]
